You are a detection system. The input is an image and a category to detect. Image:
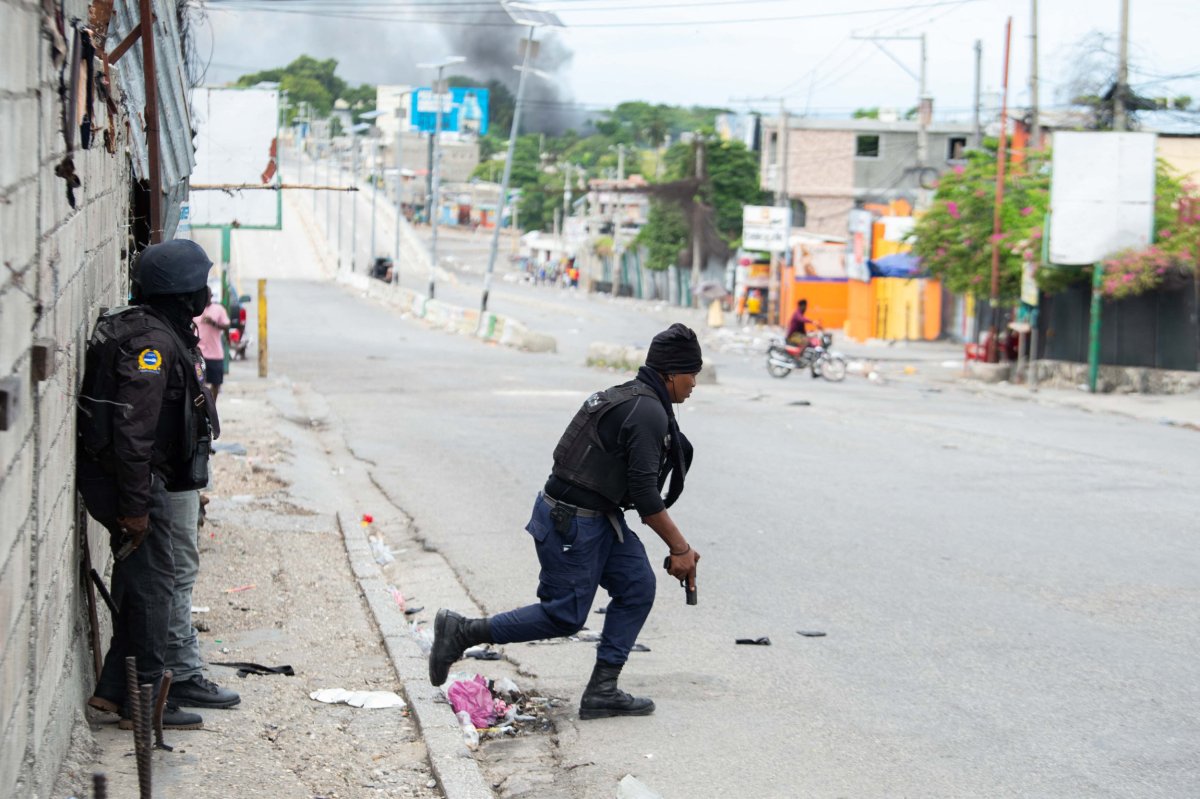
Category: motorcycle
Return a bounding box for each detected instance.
[766,333,848,382]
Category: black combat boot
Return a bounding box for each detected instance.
[578,661,655,720]
[428,608,493,686]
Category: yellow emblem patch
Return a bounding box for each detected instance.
[137,348,163,373]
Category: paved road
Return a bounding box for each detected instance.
[229,174,1200,798]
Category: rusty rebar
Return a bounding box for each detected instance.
[123,658,151,799]
[137,683,154,799]
[92,771,107,799]
[154,670,173,751]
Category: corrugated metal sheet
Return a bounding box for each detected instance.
[107,0,195,239]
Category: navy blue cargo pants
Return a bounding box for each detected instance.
[490,494,656,665]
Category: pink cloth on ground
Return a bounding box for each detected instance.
[195,302,230,360]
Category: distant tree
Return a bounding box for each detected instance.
[852,107,880,119]
[1061,32,1157,129]
[237,56,361,120]
[1174,95,1193,111]
[341,83,377,124]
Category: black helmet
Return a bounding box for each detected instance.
[133,240,213,297]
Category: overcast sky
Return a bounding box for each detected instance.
[197,0,1200,124]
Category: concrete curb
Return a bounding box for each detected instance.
[335,509,494,799]
[336,271,557,353]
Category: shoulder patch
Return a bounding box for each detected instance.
[137,348,163,373]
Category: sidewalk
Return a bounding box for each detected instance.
[62,379,450,799]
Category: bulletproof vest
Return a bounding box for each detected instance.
[551,381,661,507]
[78,306,218,469]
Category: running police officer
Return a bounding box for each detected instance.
[80,239,238,729]
[428,323,703,719]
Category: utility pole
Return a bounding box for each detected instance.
[325,147,332,235]
[337,147,343,272]
[370,138,378,263]
[351,133,359,272]
[612,143,625,298]
[1114,0,1130,131]
[987,18,1013,365]
[393,109,404,283]
[1029,0,1041,147]
[973,40,983,148]
[418,56,466,299]
[851,33,930,205]
[691,138,705,309]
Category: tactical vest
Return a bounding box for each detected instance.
[551,381,664,507]
[77,305,217,478]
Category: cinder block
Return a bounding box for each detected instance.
[0,531,31,652]
[0,3,37,94]
[31,622,71,744]
[0,702,29,799]
[0,180,38,279]
[0,603,31,736]
[0,96,38,191]
[0,452,33,561]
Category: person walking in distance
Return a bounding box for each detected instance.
[194,286,230,404]
[429,323,703,719]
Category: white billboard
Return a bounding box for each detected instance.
[742,205,791,252]
[190,87,281,227]
[1049,132,1156,265]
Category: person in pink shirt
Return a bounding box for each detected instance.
[194,288,230,402]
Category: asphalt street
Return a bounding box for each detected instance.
[225,177,1200,798]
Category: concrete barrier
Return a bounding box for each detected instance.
[586,342,717,383]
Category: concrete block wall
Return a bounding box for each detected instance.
[1,1,131,795]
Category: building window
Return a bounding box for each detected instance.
[855,135,880,158]
[947,136,967,161]
[790,198,807,228]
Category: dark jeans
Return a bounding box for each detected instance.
[94,477,175,704]
[490,494,656,665]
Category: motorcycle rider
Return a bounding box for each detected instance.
[785,299,822,348]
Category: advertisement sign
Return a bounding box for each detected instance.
[845,209,873,282]
[742,205,791,252]
[1049,132,1156,265]
[190,86,280,228]
[410,87,490,136]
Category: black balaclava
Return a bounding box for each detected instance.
[635,323,701,509]
[144,288,204,348]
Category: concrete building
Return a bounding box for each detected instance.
[760,117,975,237]
[1,1,192,796]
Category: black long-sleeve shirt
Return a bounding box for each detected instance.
[545,392,669,517]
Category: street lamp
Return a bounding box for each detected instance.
[360,110,386,268]
[349,119,374,273]
[481,2,565,313]
[417,55,466,300]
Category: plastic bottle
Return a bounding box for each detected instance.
[456,710,480,750]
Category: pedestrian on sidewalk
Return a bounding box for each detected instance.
[429,323,703,720]
[194,286,230,404]
[77,240,239,730]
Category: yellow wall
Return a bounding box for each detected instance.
[843,278,943,341]
[781,266,850,330]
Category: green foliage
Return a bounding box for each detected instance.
[236,56,374,123]
[593,102,728,147]
[639,202,689,271]
[852,107,880,119]
[909,147,1050,300]
[1098,161,1200,298]
[636,138,768,270]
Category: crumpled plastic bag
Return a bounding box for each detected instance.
[446,674,496,728]
[310,688,406,709]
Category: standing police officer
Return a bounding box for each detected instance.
[428,323,703,719]
[80,239,237,729]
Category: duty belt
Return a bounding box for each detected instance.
[540,492,625,544]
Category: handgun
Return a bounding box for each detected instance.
[662,555,698,605]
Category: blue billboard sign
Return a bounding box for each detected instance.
[410,87,490,136]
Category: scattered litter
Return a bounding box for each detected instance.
[212,442,247,456]
[447,675,498,728]
[464,647,501,661]
[195,620,210,632]
[493,677,520,697]
[230,494,254,504]
[594,607,607,615]
[735,637,772,646]
[310,688,406,709]
[903,365,918,375]
[572,630,602,642]
[630,643,651,653]
[410,621,434,654]
[224,584,256,594]
[457,710,480,750]
[797,630,827,638]
[369,534,395,565]
[191,606,210,614]
[211,661,295,678]
[403,606,424,616]
[617,774,664,799]
[789,400,811,407]
[387,585,406,611]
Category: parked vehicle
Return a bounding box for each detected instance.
[766,333,848,381]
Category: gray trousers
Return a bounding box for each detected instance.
[163,488,203,681]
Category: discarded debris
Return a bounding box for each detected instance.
[309,688,405,709]
[464,647,501,661]
[213,442,248,456]
[797,630,827,638]
[788,400,812,407]
[735,637,771,646]
[630,643,651,653]
[617,774,664,799]
[211,661,296,678]
[369,534,395,565]
[447,675,499,728]
[457,710,480,750]
[224,584,256,594]
[190,606,210,614]
[594,607,607,615]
